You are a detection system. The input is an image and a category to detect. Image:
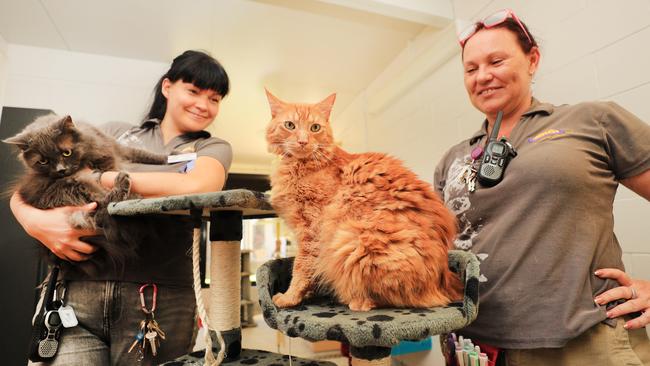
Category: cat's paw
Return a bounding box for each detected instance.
[114,172,131,193]
[110,172,132,200]
[103,172,132,204]
[272,292,302,308]
[348,298,376,312]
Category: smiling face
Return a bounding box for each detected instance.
[265,90,336,160]
[462,27,540,119]
[161,79,222,134]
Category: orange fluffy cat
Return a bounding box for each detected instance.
[266,90,462,311]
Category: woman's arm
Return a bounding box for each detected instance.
[100,156,226,197]
[620,169,650,201]
[594,168,650,329]
[9,192,99,261]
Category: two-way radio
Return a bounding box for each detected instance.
[477,111,517,187]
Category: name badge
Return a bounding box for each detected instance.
[168,153,197,164]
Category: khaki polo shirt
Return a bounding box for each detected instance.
[434,99,650,348]
[63,119,232,286]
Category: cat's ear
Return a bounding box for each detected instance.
[2,134,29,151]
[59,115,76,131]
[265,88,285,119]
[315,93,336,121]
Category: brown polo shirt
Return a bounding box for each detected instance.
[63,119,232,286]
[434,99,650,348]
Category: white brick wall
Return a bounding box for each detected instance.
[336,2,650,361]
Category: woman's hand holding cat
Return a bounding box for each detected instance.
[593,268,650,329]
[10,192,99,262]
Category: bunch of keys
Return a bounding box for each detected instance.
[128,284,166,361]
[460,146,484,193]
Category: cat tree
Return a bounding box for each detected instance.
[109,189,480,365]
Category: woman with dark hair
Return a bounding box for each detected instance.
[11,50,232,365]
[435,9,650,366]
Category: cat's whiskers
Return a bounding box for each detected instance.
[310,149,323,167]
[276,141,295,160]
[280,151,291,160]
[312,147,333,166]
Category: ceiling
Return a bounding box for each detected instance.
[0,0,452,172]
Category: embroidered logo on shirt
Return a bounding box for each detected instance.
[527,129,570,143]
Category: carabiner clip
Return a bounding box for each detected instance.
[139,283,157,314]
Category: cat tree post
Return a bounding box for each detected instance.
[350,346,391,365]
[207,210,243,360]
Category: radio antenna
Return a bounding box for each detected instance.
[489,111,504,141]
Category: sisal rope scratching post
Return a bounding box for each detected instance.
[209,241,241,330]
[206,210,244,362]
[208,241,241,340]
[190,210,244,365]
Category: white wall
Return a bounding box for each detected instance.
[336,1,650,363]
[4,44,167,125]
[0,33,8,116]
[335,24,474,181]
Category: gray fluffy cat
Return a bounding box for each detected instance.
[4,114,167,274]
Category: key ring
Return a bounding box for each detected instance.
[139,283,157,314]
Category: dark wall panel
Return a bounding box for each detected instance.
[1,107,53,365]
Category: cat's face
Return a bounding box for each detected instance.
[265,90,336,159]
[4,115,84,178]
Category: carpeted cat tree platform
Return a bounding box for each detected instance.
[257,251,479,365]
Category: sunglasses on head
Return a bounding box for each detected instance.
[458,9,532,47]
